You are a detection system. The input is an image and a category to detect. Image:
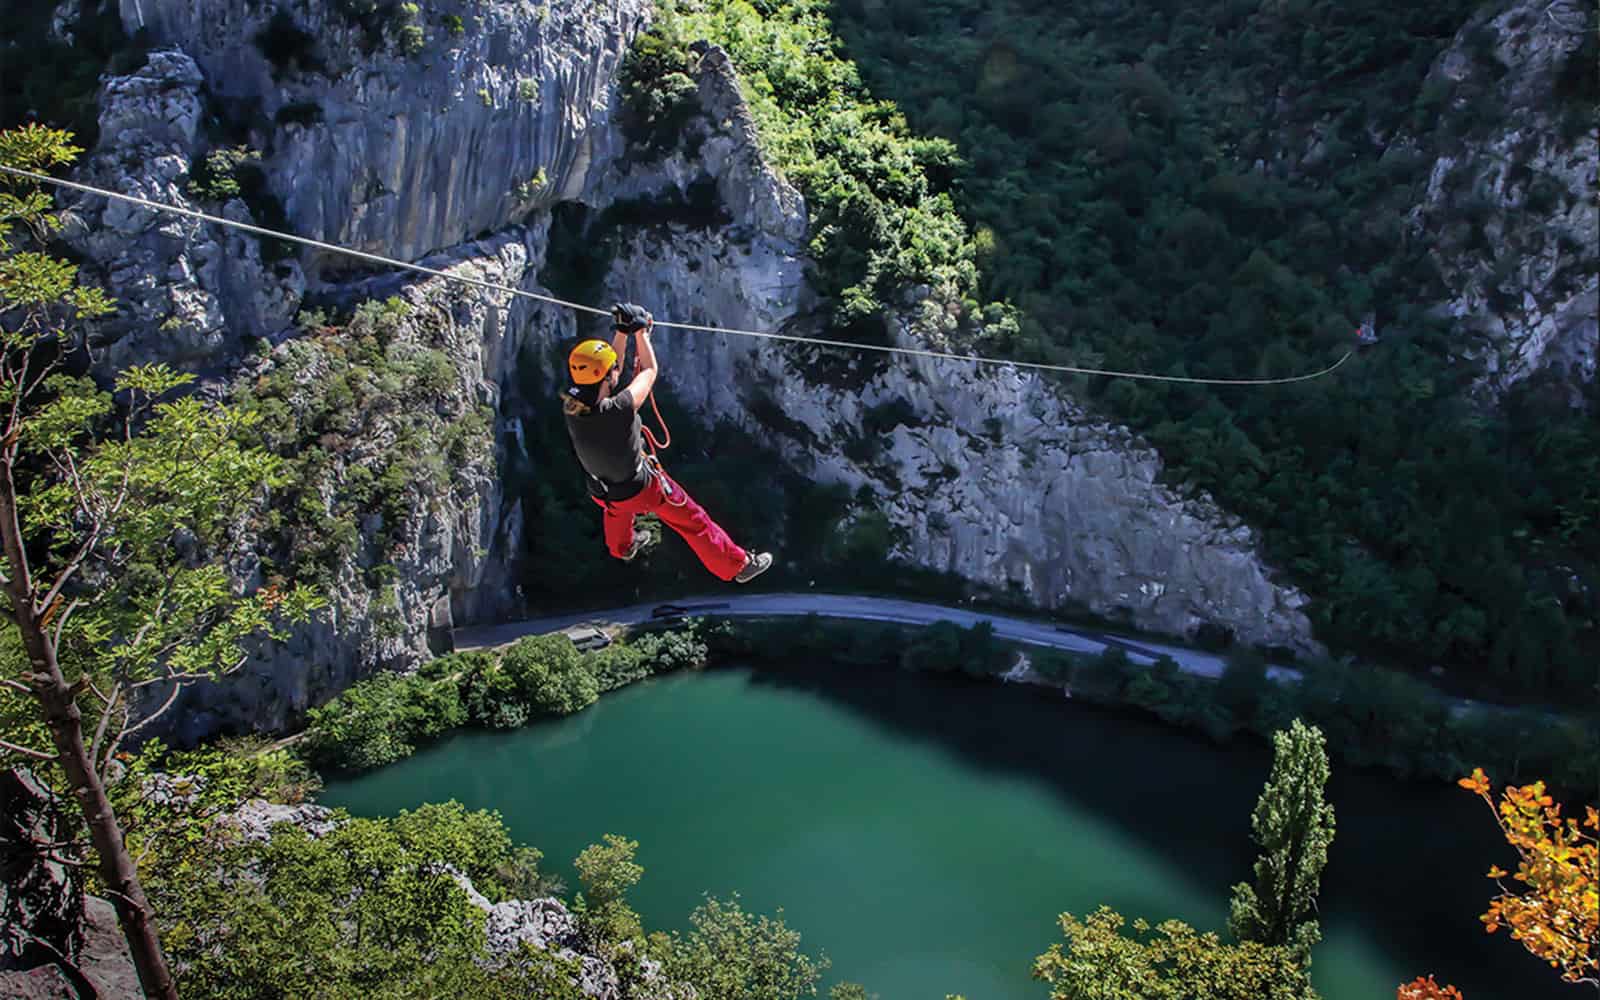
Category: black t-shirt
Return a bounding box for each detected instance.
[564,387,650,500]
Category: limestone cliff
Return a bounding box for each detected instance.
[1408,0,1597,400]
[55,0,1335,739]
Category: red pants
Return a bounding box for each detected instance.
[593,470,749,580]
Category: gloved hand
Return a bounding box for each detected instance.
[612,302,652,334]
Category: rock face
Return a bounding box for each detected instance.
[154,229,544,740]
[1,769,81,971]
[609,227,1317,650]
[57,0,1328,744]
[116,0,652,261]
[0,769,141,998]
[65,48,305,374]
[1409,0,1597,400]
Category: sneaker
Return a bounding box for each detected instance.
[733,551,773,584]
[620,530,651,561]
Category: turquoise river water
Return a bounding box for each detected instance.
[322,662,1554,1000]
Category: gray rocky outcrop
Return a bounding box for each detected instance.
[607,224,1317,650]
[1,769,81,971]
[116,0,652,261]
[0,769,140,998]
[211,798,338,844]
[155,230,541,740]
[64,49,305,374]
[1408,0,1597,401]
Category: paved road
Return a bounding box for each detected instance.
[453,592,1302,683]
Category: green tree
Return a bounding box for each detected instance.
[574,832,646,946]
[1228,720,1337,959]
[666,892,830,1000]
[0,125,317,997]
[502,633,600,715]
[1033,906,1318,1000]
[146,800,575,998]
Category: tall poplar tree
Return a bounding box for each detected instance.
[1228,719,1337,961]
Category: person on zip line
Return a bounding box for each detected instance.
[563,302,773,583]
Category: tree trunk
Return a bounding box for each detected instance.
[0,469,178,999]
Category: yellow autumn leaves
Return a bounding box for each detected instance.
[1457,767,1599,986]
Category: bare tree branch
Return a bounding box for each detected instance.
[108,681,184,771]
[88,681,122,771]
[51,597,80,651]
[34,527,102,619]
[85,676,112,707]
[127,651,250,692]
[0,677,31,696]
[0,737,59,762]
[17,351,62,405]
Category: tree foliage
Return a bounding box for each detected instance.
[806,0,1600,701]
[1032,906,1318,1000]
[301,626,712,772]
[1228,720,1336,960]
[0,124,315,996]
[575,832,646,947]
[1397,975,1465,1000]
[665,892,830,1000]
[1458,768,1599,987]
[145,798,573,998]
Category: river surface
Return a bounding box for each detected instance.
[322,663,1552,1000]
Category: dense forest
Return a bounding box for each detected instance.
[620,0,1599,705]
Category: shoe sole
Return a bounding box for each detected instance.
[735,554,773,584]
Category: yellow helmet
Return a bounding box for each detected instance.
[567,339,618,385]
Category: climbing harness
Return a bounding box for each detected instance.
[0,165,1353,386]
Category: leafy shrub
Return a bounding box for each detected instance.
[502,634,600,715]
[188,146,260,202]
[664,893,829,1000]
[618,16,701,154]
[630,626,711,674]
[146,802,578,996]
[589,643,650,692]
[899,621,962,673]
[302,672,465,771]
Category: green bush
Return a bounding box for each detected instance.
[617,15,701,154]
[1073,648,1137,702]
[146,800,578,996]
[589,643,650,692]
[502,634,600,715]
[630,626,711,674]
[302,672,465,771]
[899,621,963,673]
[394,3,425,55]
[188,146,261,202]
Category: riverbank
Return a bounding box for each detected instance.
[304,614,1596,802]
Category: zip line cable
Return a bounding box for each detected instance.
[0,165,1353,386]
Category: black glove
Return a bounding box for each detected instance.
[612,303,652,333]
